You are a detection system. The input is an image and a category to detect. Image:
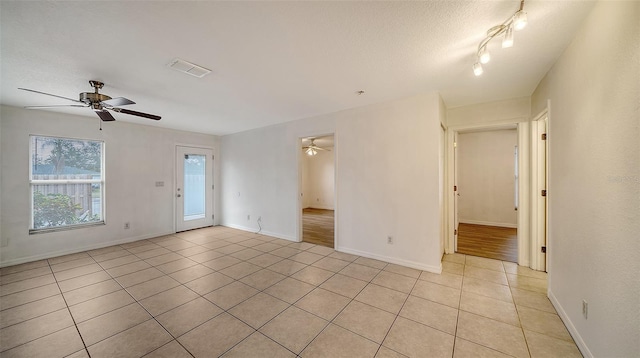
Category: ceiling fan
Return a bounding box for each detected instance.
[18,80,161,122]
[303,138,330,156]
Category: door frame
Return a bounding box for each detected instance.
[445,122,527,264]
[296,133,337,247]
[175,145,215,232]
[530,108,549,272]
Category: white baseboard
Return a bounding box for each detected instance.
[222,224,440,273]
[548,289,593,358]
[337,246,442,274]
[0,231,175,268]
[221,223,297,242]
[459,219,517,228]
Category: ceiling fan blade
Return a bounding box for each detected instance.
[101,97,135,107]
[18,88,85,104]
[25,104,89,109]
[95,110,116,122]
[110,108,161,121]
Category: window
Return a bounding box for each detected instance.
[30,135,104,233]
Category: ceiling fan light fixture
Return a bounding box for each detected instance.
[306,147,317,156]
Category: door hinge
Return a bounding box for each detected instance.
[541,189,547,197]
[541,246,547,253]
[541,133,547,140]
[212,185,214,190]
[212,155,215,160]
[454,185,457,192]
[212,214,214,220]
[454,229,458,235]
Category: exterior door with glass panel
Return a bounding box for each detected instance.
[176,146,213,232]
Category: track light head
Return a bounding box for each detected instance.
[502,24,514,48]
[473,63,484,76]
[479,47,491,64]
[513,10,528,30]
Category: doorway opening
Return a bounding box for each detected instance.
[176,145,214,232]
[300,135,335,248]
[454,126,519,262]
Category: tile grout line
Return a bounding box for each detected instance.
[450,255,466,358]
[50,256,93,358]
[210,247,381,356]
[212,251,347,357]
[94,250,198,358]
[289,265,382,357]
[95,232,329,356]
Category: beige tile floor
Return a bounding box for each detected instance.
[0,226,583,358]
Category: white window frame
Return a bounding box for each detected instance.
[29,135,105,234]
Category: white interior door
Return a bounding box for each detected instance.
[176,146,213,232]
[530,117,548,271]
[537,118,548,271]
[453,132,459,251]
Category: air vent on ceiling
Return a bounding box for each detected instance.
[167,58,211,78]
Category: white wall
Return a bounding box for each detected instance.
[447,97,530,128]
[531,1,639,357]
[302,148,334,210]
[457,129,517,227]
[0,105,219,266]
[221,93,444,272]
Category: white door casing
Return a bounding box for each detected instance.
[530,113,548,271]
[176,146,214,232]
[453,132,459,252]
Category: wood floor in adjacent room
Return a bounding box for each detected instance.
[302,208,334,248]
[456,223,518,262]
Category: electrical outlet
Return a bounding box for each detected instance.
[124,222,130,230]
[247,215,250,221]
[582,300,588,319]
[387,236,393,244]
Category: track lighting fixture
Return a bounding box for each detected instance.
[474,0,528,76]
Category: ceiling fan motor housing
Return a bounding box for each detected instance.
[79,92,112,106]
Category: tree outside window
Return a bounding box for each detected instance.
[30,136,104,232]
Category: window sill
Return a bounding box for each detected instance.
[29,221,105,235]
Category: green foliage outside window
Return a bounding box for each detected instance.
[33,192,101,229]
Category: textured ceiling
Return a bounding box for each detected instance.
[0,1,595,135]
